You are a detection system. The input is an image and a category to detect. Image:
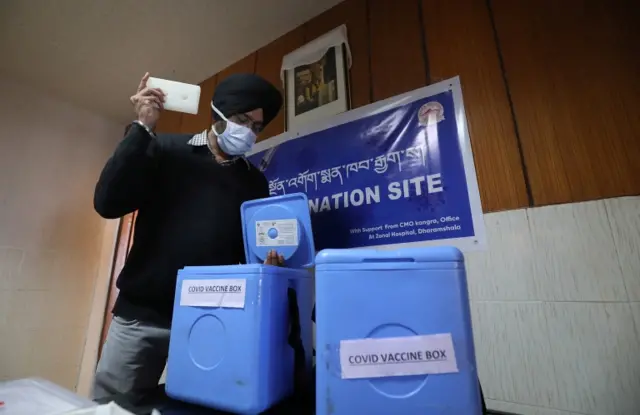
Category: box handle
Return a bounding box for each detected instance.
[361,257,416,263]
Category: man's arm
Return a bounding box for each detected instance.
[93,122,160,219]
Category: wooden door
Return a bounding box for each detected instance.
[98,211,137,355]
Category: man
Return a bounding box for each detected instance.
[92,72,285,400]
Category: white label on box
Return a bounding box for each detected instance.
[256,219,298,247]
[180,279,246,309]
[339,333,458,380]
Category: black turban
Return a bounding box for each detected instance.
[212,73,283,128]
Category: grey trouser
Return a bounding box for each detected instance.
[91,315,170,401]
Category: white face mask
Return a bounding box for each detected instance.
[211,104,257,156]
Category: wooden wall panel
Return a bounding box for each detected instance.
[492,0,640,205]
[303,0,371,109]
[254,27,305,142]
[173,0,638,212]
[421,0,529,212]
[368,0,427,101]
[155,110,183,134]
[179,75,218,134]
[217,53,257,81]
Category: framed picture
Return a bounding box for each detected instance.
[281,25,352,132]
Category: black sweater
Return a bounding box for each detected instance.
[94,123,268,326]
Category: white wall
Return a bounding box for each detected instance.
[468,197,640,415]
[0,76,122,390]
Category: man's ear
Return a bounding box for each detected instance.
[212,120,226,134]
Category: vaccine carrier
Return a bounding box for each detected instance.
[314,247,482,414]
[166,193,315,414]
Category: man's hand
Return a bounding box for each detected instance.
[264,250,284,266]
[130,72,165,129]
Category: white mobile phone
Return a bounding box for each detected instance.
[146,77,201,115]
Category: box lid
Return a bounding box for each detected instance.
[179,264,310,277]
[241,193,315,269]
[315,246,463,265]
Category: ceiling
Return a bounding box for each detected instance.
[0,0,343,122]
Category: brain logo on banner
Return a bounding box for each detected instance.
[418,102,445,126]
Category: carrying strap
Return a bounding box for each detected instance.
[287,287,306,396]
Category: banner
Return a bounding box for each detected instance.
[248,77,486,251]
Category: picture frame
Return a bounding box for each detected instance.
[281,25,352,132]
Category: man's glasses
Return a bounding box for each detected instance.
[231,113,264,134]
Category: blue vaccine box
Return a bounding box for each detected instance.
[314,247,482,415]
[166,193,315,414]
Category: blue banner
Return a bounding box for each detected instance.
[248,78,485,251]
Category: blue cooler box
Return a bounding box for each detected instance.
[166,193,315,414]
[315,247,481,415]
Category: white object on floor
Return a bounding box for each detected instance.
[0,377,95,414]
[146,77,201,115]
[63,401,153,415]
